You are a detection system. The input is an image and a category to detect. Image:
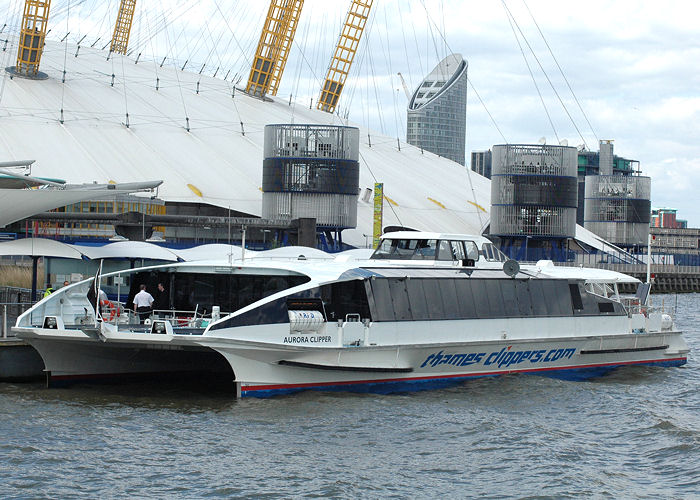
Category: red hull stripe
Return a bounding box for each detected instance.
[242,357,688,392]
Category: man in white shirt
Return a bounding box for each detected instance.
[133,284,154,324]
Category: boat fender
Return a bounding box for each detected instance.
[660,314,673,331]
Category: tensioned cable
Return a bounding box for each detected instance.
[0,0,23,106]
[381,5,403,143]
[503,5,559,143]
[468,80,507,144]
[419,0,441,64]
[396,1,414,91]
[521,0,598,143]
[213,1,253,76]
[366,31,386,135]
[158,1,189,129]
[289,11,314,123]
[60,0,71,123]
[463,80,484,229]
[358,150,403,227]
[417,0,507,143]
[500,0,588,149]
[407,2,425,80]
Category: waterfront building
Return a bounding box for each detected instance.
[652,208,687,229]
[406,54,468,166]
[576,141,640,225]
[470,150,492,179]
[489,144,578,261]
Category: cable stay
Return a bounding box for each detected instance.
[503,6,559,144]
[500,0,588,149]
[521,0,599,143]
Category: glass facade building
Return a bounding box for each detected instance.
[471,150,492,179]
[406,54,468,166]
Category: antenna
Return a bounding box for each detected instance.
[538,137,546,145]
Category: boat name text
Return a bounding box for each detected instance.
[420,346,576,369]
[283,335,333,344]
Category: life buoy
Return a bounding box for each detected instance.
[101,299,121,321]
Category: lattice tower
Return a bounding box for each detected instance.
[317,0,373,113]
[15,0,51,76]
[246,0,304,98]
[110,0,137,55]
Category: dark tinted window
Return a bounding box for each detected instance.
[406,279,430,320]
[472,282,490,319]
[484,280,504,317]
[320,280,371,322]
[500,280,519,317]
[513,280,532,316]
[528,280,548,316]
[421,279,445,320]
[439,278,460,318]
[128,271,309,315]
[454,279,476,318]
[388,279,412,321]
[369,278,395,321]
[569,283,584,310]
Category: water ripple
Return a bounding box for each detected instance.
[1,293,699,498]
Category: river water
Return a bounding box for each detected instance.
[1,294,698,499]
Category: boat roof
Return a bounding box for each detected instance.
[380,231,492,244]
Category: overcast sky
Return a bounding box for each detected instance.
[293,0,700,226]
[4,0,698,226]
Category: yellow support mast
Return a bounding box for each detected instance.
[317,0,372,114]
[246,0,304,98]
[15,0,51,77]
[110,0,137,55]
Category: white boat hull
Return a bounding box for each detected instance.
[19,329,233,384]
[198,331,688,397]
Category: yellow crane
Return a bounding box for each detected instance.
[317,0,373,114]
[15,0,52,77]
[110,0,137,55]
[246,0,304,98]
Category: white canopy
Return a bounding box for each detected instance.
[0,238,85,259]
[175,244,249,262]
[252,246,335,260]
[74,241,180,262]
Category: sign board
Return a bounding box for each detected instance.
[372,183,384,249]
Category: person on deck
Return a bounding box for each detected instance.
[133,284,154,324]
[153,282,169,313]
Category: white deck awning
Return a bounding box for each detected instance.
[75,241,180,262]
[0,238,85,259]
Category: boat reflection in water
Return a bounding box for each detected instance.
[14,232,689,397]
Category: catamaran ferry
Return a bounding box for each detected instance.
[14,232,689,397]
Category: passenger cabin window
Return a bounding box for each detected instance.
[481,243,507,262]
[371,239,438,260]
[372,238,481,264]
[414,240,438,259]
[436,240,453,261]
[465,241,479,261]
[126,271,310,315]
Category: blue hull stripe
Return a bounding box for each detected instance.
[241,357,688,398]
